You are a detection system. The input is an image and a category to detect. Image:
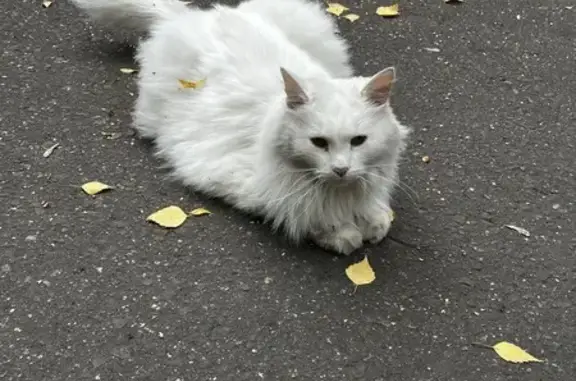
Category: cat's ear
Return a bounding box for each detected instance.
[280,68,309,109]
[361,67,396,106]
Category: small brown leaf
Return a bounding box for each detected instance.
[101,131,123,140]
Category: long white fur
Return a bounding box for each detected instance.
[70,0,410,255]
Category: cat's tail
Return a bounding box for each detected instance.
[70,0,189,32]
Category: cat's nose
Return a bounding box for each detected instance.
[332,166,350,177]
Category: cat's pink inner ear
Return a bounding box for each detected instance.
[280,68,309,109]
[362,67,396,106]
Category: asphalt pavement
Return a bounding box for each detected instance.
[1,0,575,380]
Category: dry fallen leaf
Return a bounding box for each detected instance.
[147,206,188,228]
[326,3,349,17]
[43,143,59,158]
[120,68,138,74]
[178,79,206,89]
[101,131,123,140]
[81,181,112,195]
[424,47,441,53]
[422,155,431,163]
[493,342,543,364]
[189,207,212,217]
[42,0,53,8]
[343,13,360,22]
[345,256,376,286]
[505,224,530,237]
[376,4,399,17]
[388,209,396,223]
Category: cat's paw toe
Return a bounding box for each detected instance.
[314,226,363,255]
[363,214,392,244]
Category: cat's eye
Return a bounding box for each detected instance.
[350,135,367,147]
[310,137,329,149]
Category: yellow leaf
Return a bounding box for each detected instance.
[388,209,396,223]
[189,207,212,217]
[345,256,376,286]
[81,181,112,195]
[119,68,137,74]
[147,206,188,228]
[493,342,543,364]
[178,79,206,89]
[326,3,349,17]
[376,4,399,17]
[42,0,53,8]
[343,13,360,22]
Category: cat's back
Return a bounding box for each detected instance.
[136,5,327,203]
[147,5,326,87]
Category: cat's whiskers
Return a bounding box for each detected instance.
[363,172,419,204]
[292,183,320,223]
[267,176,312,204]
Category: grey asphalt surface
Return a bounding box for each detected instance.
[1,0,575,380]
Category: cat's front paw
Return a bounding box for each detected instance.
[361,212,392,244]
[312,226,363,255]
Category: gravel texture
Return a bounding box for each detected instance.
[1,1,575,380]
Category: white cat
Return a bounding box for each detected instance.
[71,0,410,255]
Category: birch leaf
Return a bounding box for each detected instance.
[493,342,543,364]
[326,3,349,17]
[343,14,360,22]
[178,79,206,89]
[120,68,137,74]
[388,209,396,223]
[376,4,399,17]
[147,206,188,228]
[345,256,376,286]
[81,181,112,195]
[190,207,212,217]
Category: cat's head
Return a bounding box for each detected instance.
[274,67,410,183]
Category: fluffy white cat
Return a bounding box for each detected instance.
[71,0,410,255]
